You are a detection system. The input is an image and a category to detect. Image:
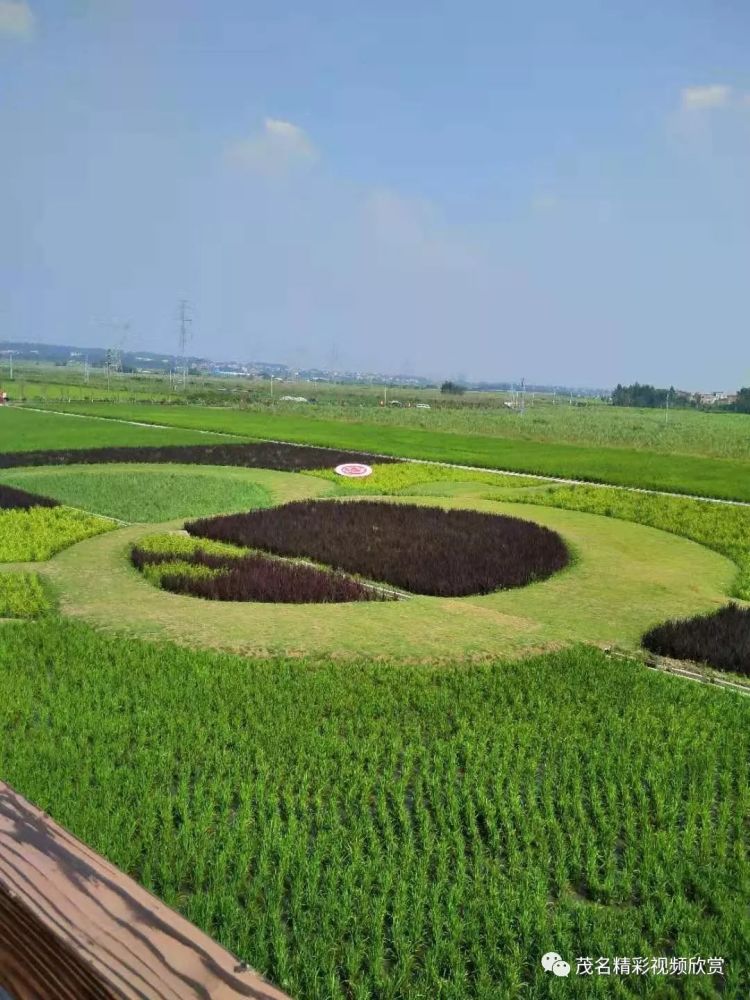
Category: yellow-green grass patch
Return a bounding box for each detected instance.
[0,506,116,562]
[309,462,541,495]
[0,572,51,617]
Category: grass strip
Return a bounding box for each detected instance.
[510,484,750,600]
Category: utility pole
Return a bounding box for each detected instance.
[519,377,526,416]
[84,354,90,384]
[177,299,192,389]
[2,350,18,379]
[665,387,671,424]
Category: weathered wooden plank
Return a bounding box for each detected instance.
[0,782,292,1000]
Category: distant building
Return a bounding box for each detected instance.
[699,391,737,406]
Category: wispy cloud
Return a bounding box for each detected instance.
[225,118,318,177]
[680,84,732,111]
[0,0,35,38]
[531,192,560,214]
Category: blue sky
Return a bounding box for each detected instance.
[1,0,749,387]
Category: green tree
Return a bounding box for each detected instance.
[440,380,466,395]
[734,388,750,414]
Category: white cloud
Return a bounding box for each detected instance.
[225,118,318,177]
[0,0,35,38]
[680,84,732,111]
[0,0,34,38]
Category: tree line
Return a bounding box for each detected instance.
[612,383,750,413]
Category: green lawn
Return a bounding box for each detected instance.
[0,464,284,522]
[0,619,747,999]
[29,402,750,502]
[0,406,237,451]
[510,484,750,601]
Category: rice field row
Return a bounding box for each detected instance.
[30,403,750,502]
[23,389,750,461]
[0,620,746,999]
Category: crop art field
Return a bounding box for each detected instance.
[1,405,749,998]
[186,500,571,597]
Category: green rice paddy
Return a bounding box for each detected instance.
[0,620,746,999]
[28,402,750,502]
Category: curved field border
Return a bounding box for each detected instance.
[18,405,750,508]
[18,481,735,662]
[23,403,750,503]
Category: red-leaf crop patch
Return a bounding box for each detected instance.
[0,483,59,510]
[186,500,570,597]
[0,442,400,472]
[131,544,392,604]
[642,603,750,676]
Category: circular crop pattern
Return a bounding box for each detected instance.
[186,500,570,597]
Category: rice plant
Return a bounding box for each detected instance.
[0,572,50,617]
[186,500,570,597]
[0,620,747,999]
[0,483,58,510]
[309,462,541,494]
[0,506,116,561]
[643,604,750,675]
[131,538,392,603]
[0,441,399,473]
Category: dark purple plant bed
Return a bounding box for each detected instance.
[185,500,570,597]
[642,603,750,677]
[0,442,399,472]
[131,544,391,604]
[0,483,59,510]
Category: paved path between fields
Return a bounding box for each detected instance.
[18,405,750,510]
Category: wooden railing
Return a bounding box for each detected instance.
[0,782,292,1000]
